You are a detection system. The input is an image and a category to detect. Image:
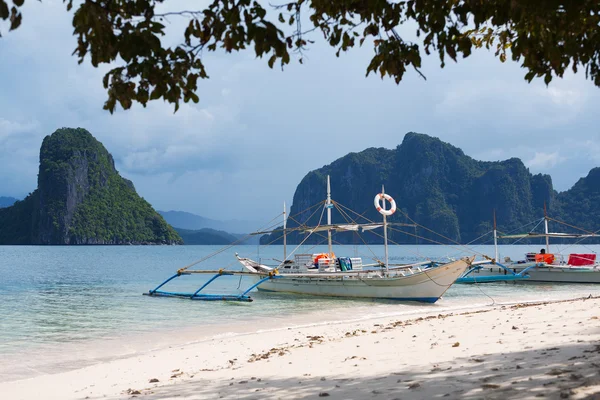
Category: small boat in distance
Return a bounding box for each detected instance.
[145,176,474,303]
[458,208,600,284]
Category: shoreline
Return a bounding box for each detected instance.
[3,295,600,399]
[2,288,592,384]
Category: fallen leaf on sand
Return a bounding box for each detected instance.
[452,342,460,347]
[547,369,571,376]
[482,384,500,389]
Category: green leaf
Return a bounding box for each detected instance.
[9,7,21,30]
[0,1,9,19]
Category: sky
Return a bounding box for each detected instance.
[1,1,599,224]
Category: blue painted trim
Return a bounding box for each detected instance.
[495,262,521,275]
[461,262,521,279]
[145,290,252,302]
[456,275,529,284]
[149,273,180,294]
[389,297,439,303]
[255,288,439,303]
[519,265,538,275]
[191,272,232,299]
[238,275,282,299]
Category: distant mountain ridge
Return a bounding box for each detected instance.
[161,211,261,245]
[0,128,182,245]
[174,227,239,245]
[261,132,599,245]
[0,197,17,208]
[159,210,262,235]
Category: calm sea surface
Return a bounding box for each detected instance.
[1,244,599,381]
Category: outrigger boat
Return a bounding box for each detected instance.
[145,176,474,303]
[458,209,600,284]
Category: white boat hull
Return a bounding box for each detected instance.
[250,259,470,303]
[467,264,600,284]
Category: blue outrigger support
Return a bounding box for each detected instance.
[238,275,282,298]
[456,262,532,284]
[190,272,234,298]
[144,270,281,302]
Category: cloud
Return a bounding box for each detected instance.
[0,1,599,216]
[0,118,40,142]
[0,117,44,197]
[526,152,566,170]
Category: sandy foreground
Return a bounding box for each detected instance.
[3,296,600,400]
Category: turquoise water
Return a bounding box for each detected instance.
[1,244,599,381]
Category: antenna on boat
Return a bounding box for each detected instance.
[493,209,499,263]
[382,184,389,272]
[326,175,333,257]
[283,201,287,260]
[544,202,550,253]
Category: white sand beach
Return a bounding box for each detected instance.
[3,296,600,400]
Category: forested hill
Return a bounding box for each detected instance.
[174,228,238,245]
[261,132,598,245]
[555,167,600,230]
[0,128,182,245]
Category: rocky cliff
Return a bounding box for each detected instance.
[555,167,600,232]
[262,132,595,245]
[0,128,182,245]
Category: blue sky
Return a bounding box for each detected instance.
[1,1,599,223]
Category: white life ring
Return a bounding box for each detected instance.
[374,193,396,216]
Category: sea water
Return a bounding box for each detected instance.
[1,244,599,382]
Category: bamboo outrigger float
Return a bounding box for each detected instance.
[145,176,474,303]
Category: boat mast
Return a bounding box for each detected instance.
[283,201,287,260]
[326,175,333,257]
[382,185,389,272]
[493,209,499,263]
[544,202,549,253]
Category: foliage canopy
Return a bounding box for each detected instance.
[2,1,600,112]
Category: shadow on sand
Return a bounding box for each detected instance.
[107,340,600,400]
